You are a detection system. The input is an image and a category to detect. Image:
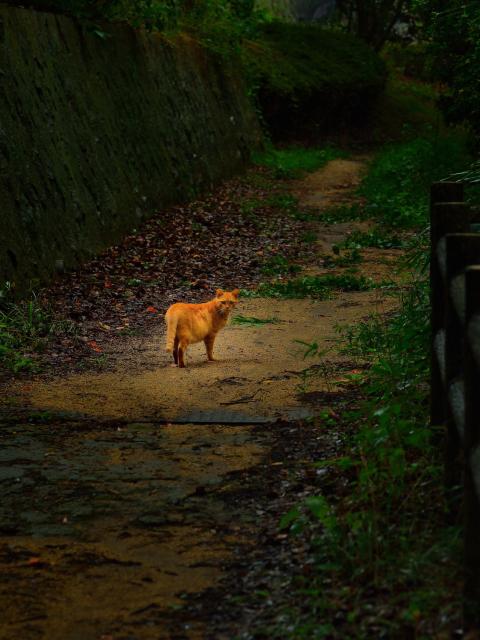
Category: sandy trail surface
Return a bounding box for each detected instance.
[9,159,397,424]
[12,292,392,424]
[0,159,399,639]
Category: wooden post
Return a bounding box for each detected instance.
[464,265,480,624]
[444,232,477,500]
[430,194,467,433]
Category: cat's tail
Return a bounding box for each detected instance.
[165,313,178,352]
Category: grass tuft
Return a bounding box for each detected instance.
[256,274,382,299]
[0,282,77,375]
[252,143,348,179]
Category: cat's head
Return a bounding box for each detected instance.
[215,289,239,315]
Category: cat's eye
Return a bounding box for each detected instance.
[221,301,226,304]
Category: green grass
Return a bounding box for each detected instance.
[0,282,76,375]
[332,228,408,253]
[261,255,301,277]
[230,315,281,327]
[324,248,363,268]
[252,142,348,178]
[254,274,382,299]
[294,203,364,224]
[360,132,470,228]
[301,231,317,244]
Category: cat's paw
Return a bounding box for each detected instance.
[170,363,178,367]
[207,359,217,363]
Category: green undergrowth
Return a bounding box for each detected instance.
[230,315,281,326]
[244,22,386,136]
[252,143,348,179]
[261,255,301,277]
[0,282,76,375]
[332,227,408,253]
[276,255,465,636]
[242,274,385,300]
[360,132,470,227]
[269,130,475,635]
[323,248,363,269]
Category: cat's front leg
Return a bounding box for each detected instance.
[204,336,217,362]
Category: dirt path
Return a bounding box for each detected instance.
[0,158,399,639]
[7,159,398,424]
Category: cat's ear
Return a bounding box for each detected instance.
[232,289,239,298]
[216,289,224,298]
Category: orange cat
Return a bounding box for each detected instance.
[165,289,239,368]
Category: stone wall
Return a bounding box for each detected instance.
[0,7,263,293]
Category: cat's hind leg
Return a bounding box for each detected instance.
[171,336,180,367]
[204,336,217,362]
[178,337,189,368]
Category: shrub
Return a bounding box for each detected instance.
[243,22,387,137]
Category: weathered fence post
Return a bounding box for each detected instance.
[430,183,464,434]
[464,265,480,622]
[431,200,470,497]
[444,232,477,499]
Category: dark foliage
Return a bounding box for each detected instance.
[419,0,480,140]
[244,22,387,139]
[333,0,419,51]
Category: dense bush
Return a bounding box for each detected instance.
[11,0,179,33]
[360,132,470,227]
[11,0,262,47]
[418,0,480,141]
[243,22,387,137]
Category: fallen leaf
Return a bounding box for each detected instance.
[105,283,113,287]
[22,386,30,391]
[257,251,263,255]
[116,326,125,330]
[34,378,40,381]
[89,341,97,346]
[94,348,102,352]
[29,558,40,564]
[62,517,68,523]
[146,307,155,312]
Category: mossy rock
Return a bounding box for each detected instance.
[244,22,387,136]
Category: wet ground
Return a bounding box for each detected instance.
[0,159,399,639]
[0,419,264,639]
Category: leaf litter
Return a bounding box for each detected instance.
[0,166,311,384]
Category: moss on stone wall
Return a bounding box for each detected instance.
[0,7,263,294]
